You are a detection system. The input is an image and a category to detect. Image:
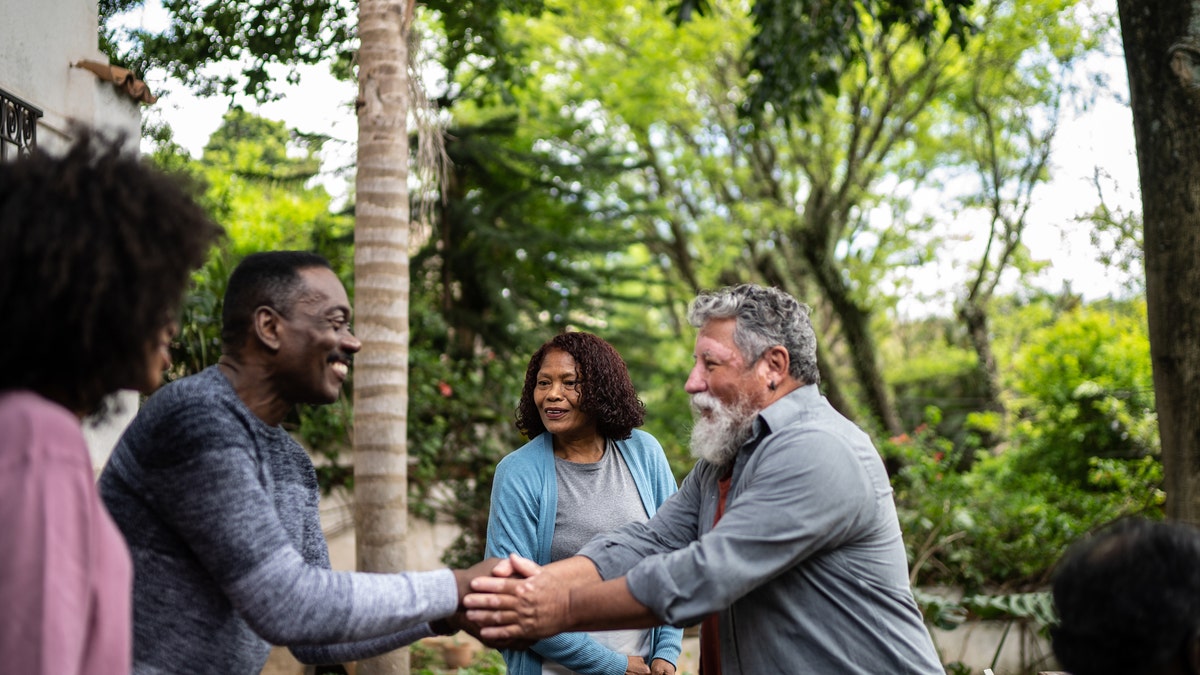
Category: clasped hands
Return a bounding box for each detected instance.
[457,554,562,649]
[450,554,590,650]
[450,555,675,675]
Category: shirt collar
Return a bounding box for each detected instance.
[753,383,821,439]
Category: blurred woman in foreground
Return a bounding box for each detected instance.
[0,132,221,674]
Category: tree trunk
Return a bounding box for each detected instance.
[753,248,860,424]
[1117,0,1200,524]
[354,0,413,672]
[956,301,1004,415]
[811,259,903,435]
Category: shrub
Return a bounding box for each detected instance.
[883,410,1164,592]
[1006,303,1156,483]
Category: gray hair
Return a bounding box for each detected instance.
[686,284,820,385]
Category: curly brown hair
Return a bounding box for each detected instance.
[0,131,223,415]
[514,331,645,441]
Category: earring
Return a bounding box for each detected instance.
[768,381,777,391]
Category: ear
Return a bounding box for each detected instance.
[253,306,284,352]
[756,345,790,383]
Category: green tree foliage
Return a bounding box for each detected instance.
[940,0,1098,420]
[1077,167,1144,293]
[109,0,353,100]
[667,0,977,119]
[884,319,993,468]
[511,0,1098,439]
[101,0,545,102]
[884,404,1162,592]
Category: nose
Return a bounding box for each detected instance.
[342,332,362,354]
[158,323,178,370]
[685,363,706,395]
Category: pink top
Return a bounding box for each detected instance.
[0,390,132,674]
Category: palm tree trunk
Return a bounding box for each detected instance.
[354,1,413,672]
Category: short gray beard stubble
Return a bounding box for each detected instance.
[688,391,759,468]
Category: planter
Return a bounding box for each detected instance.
[441,642,474,669]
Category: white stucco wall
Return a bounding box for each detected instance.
[82,391,141,475]
[0,0,141,152]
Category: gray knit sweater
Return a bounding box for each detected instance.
[99,366,457,673]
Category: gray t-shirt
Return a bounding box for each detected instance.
[550,439,648,561]
[546,440,653,675]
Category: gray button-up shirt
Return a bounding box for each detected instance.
[579,385,943,673]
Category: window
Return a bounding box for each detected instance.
[1,89,41,161]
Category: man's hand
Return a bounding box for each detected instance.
[650,657,676,675]
[487,554,522,579]
[625,655,650,674]
[463,554,570,641]
[452,557,503,606]
[434,608,534,652]
[428,611,464,637]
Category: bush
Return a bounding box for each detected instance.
[883,411,1164,592]
[1006,303,1156,483]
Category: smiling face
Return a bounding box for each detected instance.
[685,317,767,466]
[533,348,597,443]
[685,317,766,414]
[274,266,361,405]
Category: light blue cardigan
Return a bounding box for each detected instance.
[486,429,683,675]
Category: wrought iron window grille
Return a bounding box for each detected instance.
[1,89,42,161]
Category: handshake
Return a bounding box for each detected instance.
[443,554,560,650]
[441,554,674,675]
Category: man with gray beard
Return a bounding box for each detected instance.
[686,390,756,467]
[465,284,942,674]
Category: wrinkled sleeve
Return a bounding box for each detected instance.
[133,399,459,647]
[625,428,873,626]
[641,435,683,666]
[287,482,439,664]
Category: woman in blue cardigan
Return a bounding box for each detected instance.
[486,332,682,675]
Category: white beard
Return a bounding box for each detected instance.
[689,391,758,468]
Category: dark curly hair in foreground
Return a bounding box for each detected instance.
[0,132,223,416]
[515,332,645,441]
[1051,517,1200,675]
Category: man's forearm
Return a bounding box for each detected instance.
[564,577,663,632]
[544,555,604,585]
[520,556,662,631]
